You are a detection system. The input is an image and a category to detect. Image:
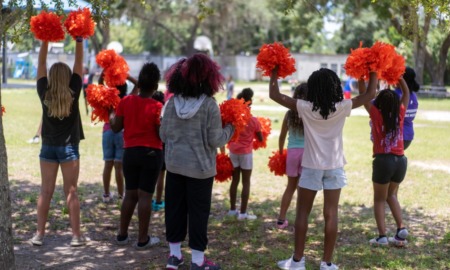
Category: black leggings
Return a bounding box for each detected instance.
[165,171,213,251]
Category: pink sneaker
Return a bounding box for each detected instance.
[277,219,288,229]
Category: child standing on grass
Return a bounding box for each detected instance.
[269,66,378,270]
[227,88,263,220]
[358,77,410,247]
[276,83,307,229]
[109,63,163,250]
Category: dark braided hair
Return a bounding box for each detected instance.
[287,83,308,133]
[373,89,401,140]
[236,88,254,102]
[306,68,343,119]
[138,62,161,94]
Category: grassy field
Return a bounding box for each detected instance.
[1,86,450,269]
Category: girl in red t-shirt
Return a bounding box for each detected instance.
[358,76,410,247]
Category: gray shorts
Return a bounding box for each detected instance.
[229,152,253,170]
[299,167,347,191]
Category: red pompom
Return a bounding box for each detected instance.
[1,106,5,116]
[86,84,121,123]
[103,56,130,87]
[215,153,234,183]
[256,42,297,78]
[268,149,287,176]
[219,98,252,142]
[253,116,271,150]
[96,49,118,69]
[30,11,65,42]
[381,53,406,85]
[64,8,95,40]
[344,42,373,80]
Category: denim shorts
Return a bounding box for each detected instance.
[299,167,347,191]
[102,130,124,162]
[39,144,80,163]
[229,152,253,170]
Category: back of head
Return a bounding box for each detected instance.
[373,89,401,137]
[288,83,307,132]
[138,62,160,94]
[46,62,74,118]
[152,91,165,105]
[293,83,308,100]
[237,88,254,102]
[403,67,420,92]
[165,53,224,98]
[307,68,343,119]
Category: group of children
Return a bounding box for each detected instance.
[32,35,417,269]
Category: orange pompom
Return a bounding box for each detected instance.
[371,41,406,85]
[253,116,271,150]
[1,106,5,116]
[30,11,65,42]
[268,149,287,176]
[381,53,406,85]
[344,42,373,80]
[256,42,297,78]
[86,84,121,123]
[64,8,95,39]
[96,49,118,69]
[215,153,234,183]
[104,56,130,87]
[219,98,252,142]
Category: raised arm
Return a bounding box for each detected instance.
[357,78,372,113]
[278,112,288,153]
[351,72,377,109]
[37,41,49,80]
[127,75,139,95]
[73,38,84,77]
[269,68,297,111]
[397,77,410,108]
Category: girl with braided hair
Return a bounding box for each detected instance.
[270,67,378,270]
[276,83,307,229]
[358,77,410,247]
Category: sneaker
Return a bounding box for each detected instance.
[70,236,87,247]
[277,256,305,270]
[152,200,165,211]
[227,210,238,216]
[388,235,408,247]
[166,255,184,269]
[102,193,111,203]
[397,228,409,239]
[369,236,388,246]
[115,234,129,245]
[277,219,289,229]
[27,136,40,144]
[190,258,221,270]
[238,213,257,220]
[30,234,44,246]
[320,261,339,270]
[134,236,160,250]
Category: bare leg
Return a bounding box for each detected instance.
[113,161,124,197]
[229,167,241,211]
[36,161,59,236]
[155,169,166,203]
[60,160,81,237]
[323,189,342,263]
[293,187,317,260]
[240,169,252,214]
[386,182,404,229]
[119,189,138,237]
[102,161,114,195]
[373,182,389,236]
[278,176,299,220]
[137,189,153,243]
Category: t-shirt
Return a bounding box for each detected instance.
[37,74,85,146]
[228,116,261,154]
[395,89,418,141]
[296,99,352,170]
[115,95,163,149]
[370,105,405,156]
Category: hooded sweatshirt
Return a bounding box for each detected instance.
[160,95,234,179]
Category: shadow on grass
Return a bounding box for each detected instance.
[10,179,450,270]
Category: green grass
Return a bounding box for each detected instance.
[2,87,450,269]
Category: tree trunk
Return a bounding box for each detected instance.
[0,41,16,268]
[424,32,450,88]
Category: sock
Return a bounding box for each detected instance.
[169,242,182,259]
[191,249,205,266]
[292,257,301,262]
[378,235,386,239]
[277,219,285,225]
[327,263,332,266]
[137,236,149,247]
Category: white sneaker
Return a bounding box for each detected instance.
[238,213,257,220]
[227,210,238,216]
[277,256,305,270]
[397,228,409,239]
[27,136,40,144]
[369,236,388,246]
[102,193,111,203]
[320,261,339,270]
[388,236,408,247]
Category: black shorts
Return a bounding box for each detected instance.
[372,154,407,184]
[123,147,162,193]
[403,140,412,150]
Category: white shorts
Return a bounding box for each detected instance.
[299,167,347,191]
[229,152,253,170]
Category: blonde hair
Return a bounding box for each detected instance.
[44,63,74,118]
